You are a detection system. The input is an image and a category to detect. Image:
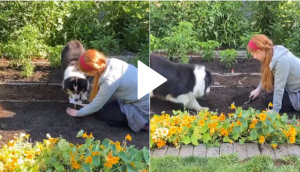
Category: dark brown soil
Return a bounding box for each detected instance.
[0,102,148,149]
[212,74,261,87]
[0,63,62,83]
[0,85,65,100]
[189,57,261,73]
[150,87,300,119]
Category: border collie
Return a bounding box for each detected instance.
[150,54,212,111]
[61,40,89,102]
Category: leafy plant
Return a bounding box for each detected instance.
[150,103,299,149]
[48,45,64,69]
[220,49,238,68]
[199,40,221,61]
[20,59,35,77]
[150,34,161,52]
[160,21,201,63]
[0,130,149,172]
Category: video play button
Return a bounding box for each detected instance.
[138,61,167,99]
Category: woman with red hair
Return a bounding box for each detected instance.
[248,34,300,114]
[66,49,149,132]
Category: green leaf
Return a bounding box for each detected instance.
[55,165,64,172]
[150,135,154,148]
[92,155,100,167]
[203,133,211,143]
[76,130,84,138]
[119,151,130,163]
[126,163,134,172]
[213,141,220,147]
[250,130,258,140]
[132,161,144,170]
[102,139,110,148]
[191,135,199,146]
[170,135,179,142]
[223,136,230,143]
[143,147,149,164]
[134,150,144,161]
[281,114,288,123]
[239,137,246,144]
[57,139,69,151]
[86,138,92,147]
[81,164,92,172]
[269,124,275,133]
[263,127,269,135]
[275,120,283,128]
[183,136,192,145]
[120,164,127,172]
[201,125,209,133]
[233,131,239,140]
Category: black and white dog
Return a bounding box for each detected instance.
[61,40,89,102]
[150,54,212,111]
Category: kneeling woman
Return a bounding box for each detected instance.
[248,34,300,114]
[66,50,149,132]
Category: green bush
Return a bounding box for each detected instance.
[220,49,238,68]
[199,41,220,61]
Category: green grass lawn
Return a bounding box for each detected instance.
[150,154,300,172]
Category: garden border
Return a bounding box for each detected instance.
[152,49,248,58]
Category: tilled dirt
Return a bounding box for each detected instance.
[0,85,66,100]
[0,102,149,149]
[0,63,62,83]
[189,57,261,73]
[150,87,299,119]
[212,74,261,87]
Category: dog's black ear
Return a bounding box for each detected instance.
[77,78,89,91]
[205,69,212,87]
[63,77,77,91]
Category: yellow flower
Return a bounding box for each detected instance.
[198,120,205,126]
[259,136,265,144]
[82,132,88,138]
[268,102,273,107]
[290,136,296,144]
[8,140,15,147]
[211,115,220,121]
[259,113,267,122]
[229,140,234,143]
[271,144,277,149]
[238,113,242,118]
[85,156,92,164]
[100,145,105,150]
[26,154,33,160]
[251,118,258,124]
[230,103,236,109]
[88,133,93,138]
[25,134,30,139]
[71,161,81,169]
[220,128,228,136]
[249,123,255,129]
[219,113,226,121]
[125,134,132,141]
[236,120,242,126]
[229,113,234,117]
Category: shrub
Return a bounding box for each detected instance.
[199,41,221,61]
[0,130,149,172]
[150,103,299,149]
[220,49,238,68]
[239,32,261,59]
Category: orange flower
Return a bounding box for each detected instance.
[125,134,132,141]
[26,154,33,160]
[198,120,205,126]
[82,132,88,138]
[259,113,267,122]
[88,133,93,138]
[238,113,242,118]
[290,136,296,144]
[219,113,226,121]
[251,118,258,124]
[259,136,265,144]
[230,103,236,109]
[228,113,234,117]
[249,123,255,129]
[271,144,277,149]
[236,120,242,126]
[8,140,15,147]
[85,156,92,164]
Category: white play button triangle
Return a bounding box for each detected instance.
[138,61,167,99]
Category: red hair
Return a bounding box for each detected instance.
[247,34,274,92]
[78,50,107,102]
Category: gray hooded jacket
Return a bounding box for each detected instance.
[258,45,300,113]
[76,58,149,132]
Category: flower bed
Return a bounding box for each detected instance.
[0,130,149,172]
[150,103,300,150]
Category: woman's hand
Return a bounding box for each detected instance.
[249,87,261,99]
[66,108,78,117]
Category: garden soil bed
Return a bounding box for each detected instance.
[0,102,148,149]
[189,57,261,73]
[212,74,261,87]
[150,87,300,119]
[0,63,62,83]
